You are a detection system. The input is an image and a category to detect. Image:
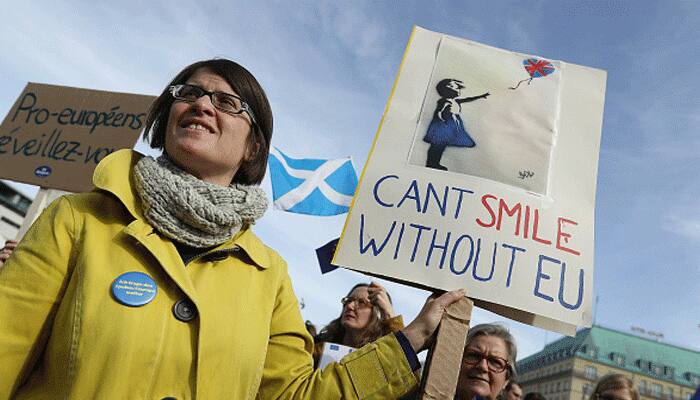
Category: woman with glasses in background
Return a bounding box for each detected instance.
[455,323,518,400]
[0,58,464,399]
[591,374,639,400]
[313,282,404,368]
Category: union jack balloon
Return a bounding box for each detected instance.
[509,58,556,90]
[523,58,555,78]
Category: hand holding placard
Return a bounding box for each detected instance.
[402,288,465,352]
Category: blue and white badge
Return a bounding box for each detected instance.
[34,165,52,177]
[111,271,157,307]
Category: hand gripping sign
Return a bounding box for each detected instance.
[334,26,606,337]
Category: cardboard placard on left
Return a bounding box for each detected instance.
[0,82,155,192]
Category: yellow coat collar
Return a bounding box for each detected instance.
[92,149,272,269]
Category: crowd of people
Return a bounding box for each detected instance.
[0,58,691,400]
[1,227,652,400]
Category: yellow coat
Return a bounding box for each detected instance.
[0,150,417,399]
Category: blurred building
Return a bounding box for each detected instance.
[517,325,700,400]
[0,181,30,242]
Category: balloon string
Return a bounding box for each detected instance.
[508,77,532,90]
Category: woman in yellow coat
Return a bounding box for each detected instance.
[0,59,463,399]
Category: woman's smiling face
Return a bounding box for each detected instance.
[456,334,511,400]
[164,67,255,186]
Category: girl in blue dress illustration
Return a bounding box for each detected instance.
[424,79,489,170]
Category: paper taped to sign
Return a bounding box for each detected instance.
[408,36,561,195]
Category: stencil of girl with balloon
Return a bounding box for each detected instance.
[424,79,489,170]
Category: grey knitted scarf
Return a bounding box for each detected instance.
[132,155,268,248]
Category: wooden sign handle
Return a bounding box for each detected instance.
[419,296,474,400]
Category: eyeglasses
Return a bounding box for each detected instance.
[341,296,372,309]
[462,350,511,373]
[169,84,257,125]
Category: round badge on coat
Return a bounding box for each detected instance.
[111,271,158,307]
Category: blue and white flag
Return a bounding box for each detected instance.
[268,147,358,216]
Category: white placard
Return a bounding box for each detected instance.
[335,26,607,336]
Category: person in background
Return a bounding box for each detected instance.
[0,58,464,399]
[0,239,17,268]
[455,323,518,400]
[591,374,639,400]
[501,380,523,400]
[523,392,547,400]
[313,282,403,368]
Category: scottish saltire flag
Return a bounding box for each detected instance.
[268,147,358,216]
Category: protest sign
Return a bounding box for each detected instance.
[334,27,607,335]
[0,83,154,192]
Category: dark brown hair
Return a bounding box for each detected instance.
[143,59,273,185]
[315,283,393,348]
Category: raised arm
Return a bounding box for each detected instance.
[258,268,465,399]
[456,92,490,103]
[401,289,465,352]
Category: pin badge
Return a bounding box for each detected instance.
[111,271,157,307]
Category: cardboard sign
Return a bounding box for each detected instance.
[334,27,606,336]
[318,342,356,370]
[0,83,154,192]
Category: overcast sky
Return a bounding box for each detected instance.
[1,1,699,358]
